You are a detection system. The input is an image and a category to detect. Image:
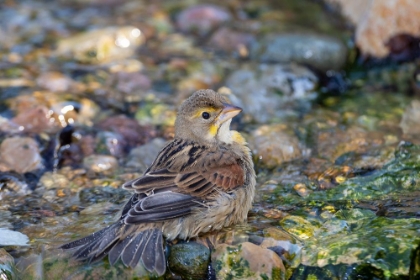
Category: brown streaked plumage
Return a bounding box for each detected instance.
[61,89,256,276]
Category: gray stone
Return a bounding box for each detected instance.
[251,33,347,70]
[226,63,318,123]
[168,242,210,280]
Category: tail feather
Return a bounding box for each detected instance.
[61,225,110,250]
[108,235,133,265]
[121,232,147,267]
[154,233,166,276]
[142,229,159,271]
[61,224,166,275]
[127,233,149,268]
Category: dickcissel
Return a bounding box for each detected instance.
[61,89,256,276]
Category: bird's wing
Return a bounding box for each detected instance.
[121,139,245,224]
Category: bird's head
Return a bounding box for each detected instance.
[175,89,242,145]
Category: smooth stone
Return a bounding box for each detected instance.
[168,242,210,280]
[39,172,70,189]
[0,137,43,173]
[83,155,118,174]
[250,33,347,70]
[250,124,304,168]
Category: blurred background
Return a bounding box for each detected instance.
[0,0,419,279]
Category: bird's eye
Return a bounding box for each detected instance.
[202,112,210,119]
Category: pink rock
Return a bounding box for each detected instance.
[176,5,231,35]
[0,137,43,173]
[36,72,74,92]
[11,106,59,134]
[325,0,420,57]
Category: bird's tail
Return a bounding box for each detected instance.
[61,222,166,276]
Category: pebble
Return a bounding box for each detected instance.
[0,137,43,173]
[83,155,118,174]
[39,172,70,189]
[250,124,303,168]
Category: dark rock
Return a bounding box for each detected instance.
[168,242,210,280]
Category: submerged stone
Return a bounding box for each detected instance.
[212,242,286,280]
[0,137,43,174]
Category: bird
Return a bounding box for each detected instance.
[61,89,256,276]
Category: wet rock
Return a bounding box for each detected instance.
[212,242,286,280]
[250,33,347,70]
[250,124,304,168]
[280,215,319,240]
[95,131,126,158]
[97,115,156,147]
[126,138,167,173]
[11,105,59,134]
[325,0,420,57]
[208,27,255,54]
[0,249,16,280]
[168,242,210,280]
[83,155,118,174]
[56,26,144,63]
[317,126,387,162]
[39,172,70,189]
[176,5,231,35]
[36,72,74,92]
[300,209,420,278]
[0,229,29,246]
[0,137,43,174]
[226,63,318,123]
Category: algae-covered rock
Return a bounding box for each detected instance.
[168,242,210,279]
[212,242,286,280]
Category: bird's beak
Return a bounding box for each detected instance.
[215,103,242,125]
